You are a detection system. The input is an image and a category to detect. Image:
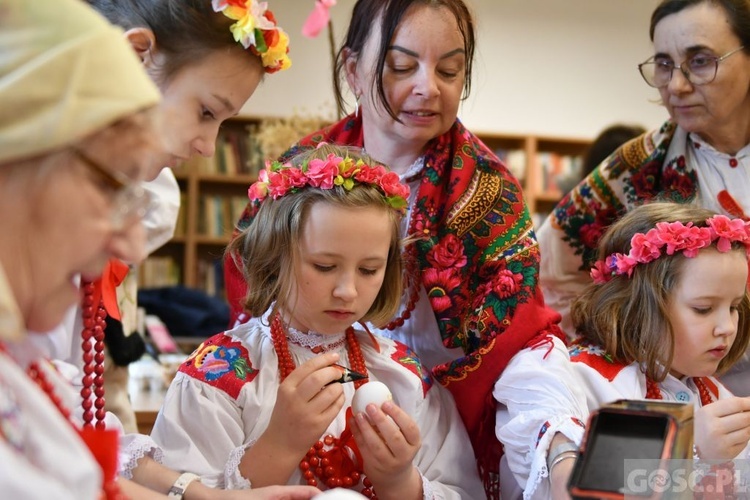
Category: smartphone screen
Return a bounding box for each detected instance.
[572,410,669,494]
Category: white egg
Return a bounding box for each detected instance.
[351,381,393,415]
[313,487,367,499]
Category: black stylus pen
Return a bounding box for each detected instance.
[326,364,368,385]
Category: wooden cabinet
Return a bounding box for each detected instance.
[141,118,591,295]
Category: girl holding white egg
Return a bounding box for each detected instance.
[151,145,484,500]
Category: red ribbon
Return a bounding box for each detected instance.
[87,259,130,321]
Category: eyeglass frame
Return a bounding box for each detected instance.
[637,45,746,88]
[71,146,151,230]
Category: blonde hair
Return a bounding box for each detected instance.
[226,144,405,327]
[571,202,750,381]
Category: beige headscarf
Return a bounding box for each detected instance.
[0,0,161,165]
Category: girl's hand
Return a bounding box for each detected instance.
[351,401,422,500]
[264,352,347,457]
[694,396,750,460]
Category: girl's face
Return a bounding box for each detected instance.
[4,134,160,332]
[150,46,264,172]
[346,5,466,158]
[652,3,750,151]
[287,202,392,335]
[667,248,748,379]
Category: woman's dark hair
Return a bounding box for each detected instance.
[87,0,250,81]
[333,0,476,121]
[650,0,750,52]
[581,124,646,178]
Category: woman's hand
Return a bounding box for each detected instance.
[694,396,750,460]
[351,401,422,500]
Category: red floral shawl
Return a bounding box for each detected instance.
[226,114,563,498]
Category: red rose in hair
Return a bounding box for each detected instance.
[378,171,410,199]
[354,165,387,184]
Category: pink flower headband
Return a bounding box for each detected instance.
[212,0,291,73]
[590,214,750,284]
[248,152,411,213]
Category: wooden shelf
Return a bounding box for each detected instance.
[475,131,591,216]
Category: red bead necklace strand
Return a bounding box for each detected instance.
[270,315,377,498]
[81,281,108,429]
[382,243,420,331]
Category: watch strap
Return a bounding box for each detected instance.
[167,472,201,499]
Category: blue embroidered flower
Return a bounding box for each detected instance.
[198,345,251,381]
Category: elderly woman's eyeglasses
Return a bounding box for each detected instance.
[72,147,151,230]
[638,46,745,88]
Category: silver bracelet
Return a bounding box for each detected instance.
[549,451,577,472]
[547,442,579,472]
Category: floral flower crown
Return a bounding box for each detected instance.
[590,214,750,284]
[212,0,291,73]
[248,152,411,212]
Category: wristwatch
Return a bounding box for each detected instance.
[167,472,201,499]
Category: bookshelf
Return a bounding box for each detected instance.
[477,132,591,224]
[141,117,591,296]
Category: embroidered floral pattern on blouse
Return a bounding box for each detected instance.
[535,417,586,448]
[391,341,432,396]
[179,334,256,399]
[569,340,627,382]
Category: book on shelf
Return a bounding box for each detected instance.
[536,153,582,193]
[173,192,188,237]
[199,194,248,238]
[139,256,181,288]
[494,148,527,182]
[197,257,225,298]
[202,122,261,176]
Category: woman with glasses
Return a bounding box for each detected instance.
[537,0,750,344]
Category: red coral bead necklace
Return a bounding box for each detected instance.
[270,314,378,498]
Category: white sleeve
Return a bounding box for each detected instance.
[141,167,181,255]
[412,382,486,499]
[536,217,590,338]
[150,372,247,489]
[494,336,588,500]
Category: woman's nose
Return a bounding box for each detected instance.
[414,68,439,98]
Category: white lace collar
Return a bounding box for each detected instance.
[284,325,347,354]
